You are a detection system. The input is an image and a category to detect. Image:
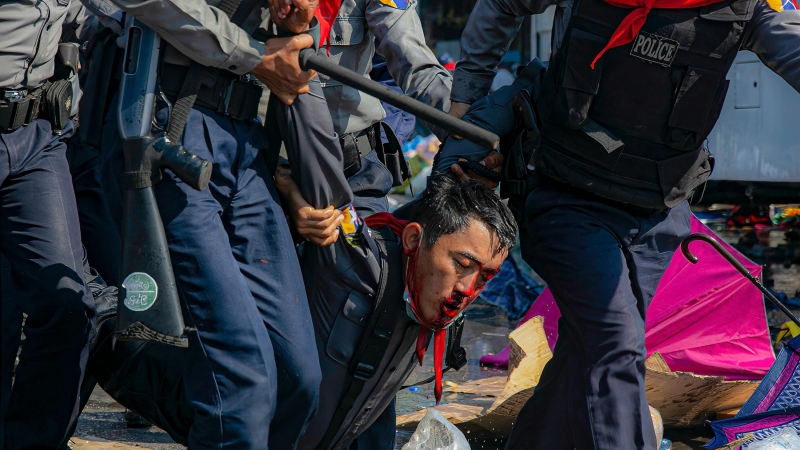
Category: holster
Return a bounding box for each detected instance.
[42,43,82,133]
[500,90,541,223]
[340,122,412,187]
[374,121,411,187]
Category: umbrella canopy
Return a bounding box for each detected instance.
[481,215,775,380]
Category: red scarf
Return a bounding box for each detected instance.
[591,0,726,68]
[314,0,341,51]
[363,212,448,404]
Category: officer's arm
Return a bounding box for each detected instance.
[107,0,265,75]
[366,0,453,139]
[452,0,558,105]
[741,0,800,93]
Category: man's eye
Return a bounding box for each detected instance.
[454,259,469,269]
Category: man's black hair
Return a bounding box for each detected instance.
[410,176,517,254]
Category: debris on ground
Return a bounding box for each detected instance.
[399,317,759,438]
[70,437,147,449]
[401,408,470,450]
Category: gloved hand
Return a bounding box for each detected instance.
[449,153,504,190]
[447,101,471,120]
[434,59,548,178]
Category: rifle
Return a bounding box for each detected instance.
[116,16,213,347]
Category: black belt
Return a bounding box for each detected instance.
[0,87,44,132]
[537,172,666,217]
[160,63,262,123]
[340,126,378,178]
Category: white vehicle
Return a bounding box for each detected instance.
[703,51,800,204]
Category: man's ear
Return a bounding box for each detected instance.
[402,223,424,253]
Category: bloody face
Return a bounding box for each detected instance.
[403,219,507,330]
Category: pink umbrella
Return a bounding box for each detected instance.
[480,216,775,380]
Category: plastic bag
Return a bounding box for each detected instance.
[650,405,664,446]
[745,428,800,450]
[401,408,470,450]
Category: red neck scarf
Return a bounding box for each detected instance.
[591,0,726,68]
[363,212,448,404]
[314,0,341,51]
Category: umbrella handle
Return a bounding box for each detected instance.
[681,233,800,329]
[681,234,752,277]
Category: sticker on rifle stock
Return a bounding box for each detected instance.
[123,272,158,312]
[630,31,679,68]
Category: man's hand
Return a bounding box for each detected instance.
[446,101,471,139]
[274,166,344,246]
[450,152,504,189]
[269,0,318,34]
[250,34,317,105]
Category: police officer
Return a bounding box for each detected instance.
[96,0,323,446]
[0,0,96,446]
[272,0,453,216]
[434,0,800,447]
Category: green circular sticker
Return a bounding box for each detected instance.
[123,272,158,312]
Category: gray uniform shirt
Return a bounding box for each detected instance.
[451,0,800,103]
[318,0,453,136]
[1,0,73,89]
[102,0,267,75]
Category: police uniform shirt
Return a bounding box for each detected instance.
[451,0,800,104]
[318,0,453,137]
[98,0,268,75]
[1,0,74,89]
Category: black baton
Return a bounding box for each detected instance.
[299,49,500,150]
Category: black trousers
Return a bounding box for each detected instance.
[505,184,691,450]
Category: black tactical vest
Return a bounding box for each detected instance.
[535,0,758,208]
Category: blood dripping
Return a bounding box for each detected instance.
[362,212,504,405]
[433,328,447,404]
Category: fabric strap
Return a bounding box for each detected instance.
[166,0,260,142]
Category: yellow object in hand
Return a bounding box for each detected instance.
[767,0,785,12]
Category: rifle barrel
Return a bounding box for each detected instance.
[299,49,500,150]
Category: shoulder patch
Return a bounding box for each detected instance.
[766,0,797,12]
[379,0,408,9]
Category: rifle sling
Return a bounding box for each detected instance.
[165,0,261,143]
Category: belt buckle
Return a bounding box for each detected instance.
[3,90,27,102]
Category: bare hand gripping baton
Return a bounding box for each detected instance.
[298,48,500,150]
[116,17,213,347]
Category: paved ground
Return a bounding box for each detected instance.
[73,389,183,450]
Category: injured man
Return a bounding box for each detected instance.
[80,80,516,449]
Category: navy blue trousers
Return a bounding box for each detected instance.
[66,138,121,287]
[0,120,95,449]
[102,103,320,449]
[505,185,691,450]
[427,61,691,448]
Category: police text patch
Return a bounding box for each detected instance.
[630,32,679,68]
